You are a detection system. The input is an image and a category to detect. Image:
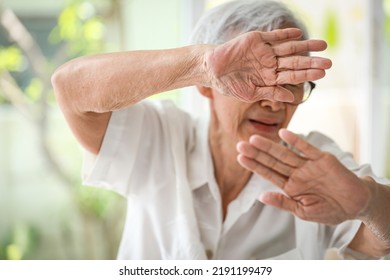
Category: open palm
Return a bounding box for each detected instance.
[205,28,332,103]
[237,129,371,225]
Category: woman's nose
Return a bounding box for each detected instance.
[259,99,286,111]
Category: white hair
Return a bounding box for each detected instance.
[190,0,308,44]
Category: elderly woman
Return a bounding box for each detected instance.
[52,0,390,259]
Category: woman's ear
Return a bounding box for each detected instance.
[196,85,214,99]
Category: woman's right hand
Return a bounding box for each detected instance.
[204,28,332,103]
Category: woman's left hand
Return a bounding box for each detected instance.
[236,129,371,225]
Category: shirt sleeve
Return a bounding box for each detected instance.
[81,100,194,197]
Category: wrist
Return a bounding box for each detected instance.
[184,44,215,88]
[356,176,377,222]
[357,176,390,251]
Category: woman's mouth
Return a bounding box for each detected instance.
[248,118,279,134]
[249,119,278,126]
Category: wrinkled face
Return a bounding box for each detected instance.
[202,87,298,144]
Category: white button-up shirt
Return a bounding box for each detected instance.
[82,100,388,259]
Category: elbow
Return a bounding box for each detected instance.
[51,61,80,112]
[51,63,71,98]
[51,65,68,102]
[51,67,63,92]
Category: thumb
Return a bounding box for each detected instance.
[259,192,296,213]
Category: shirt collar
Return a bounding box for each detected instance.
[188,116,284,197]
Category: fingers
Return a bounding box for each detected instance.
[237,132,318,167]
[238,131,330,194]
[259,192,297,213]
[279,129,322,160]
[274,40,328,56]
[237,141,295,177]
[259,28,303,42]
[248,135,305,168]
[237,154,287,187]
[276,68,326,84]
[260,192,335,224]
[272,40,331,84]
[278,56,332,70]
[236,132,316,189]
[276,56,331,84]
[236,134,307,186]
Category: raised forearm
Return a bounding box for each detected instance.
[52,45,211,113]
[52,30,332,155]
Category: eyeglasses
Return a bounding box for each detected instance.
[282,81,316,105]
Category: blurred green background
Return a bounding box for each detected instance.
[0,0,389,260]
[0,0,128,260]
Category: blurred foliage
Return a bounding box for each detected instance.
[0,225,40,260]
[0,0,124,259]
[0,46,23,72]
[55,0,125,223]
[385,0,390,42]
[0,0,108,105]
[323,9,339,50]
[25,78,44,102]
[49,1,105,57]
